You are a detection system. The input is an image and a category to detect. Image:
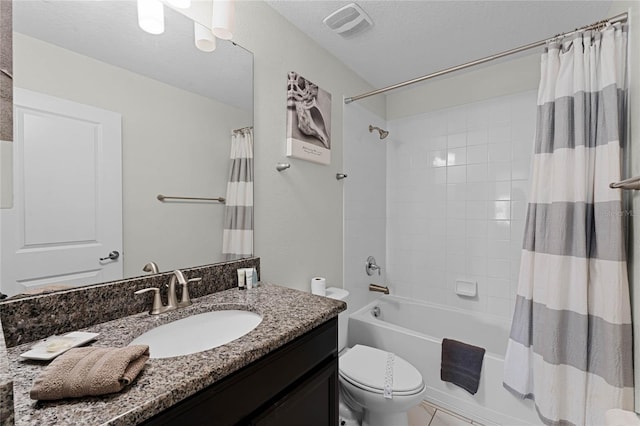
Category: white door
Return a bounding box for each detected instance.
[1,89,122,296]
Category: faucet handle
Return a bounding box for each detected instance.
[366,256,382,276]
[135,287,164,315]
[178,277,202,308]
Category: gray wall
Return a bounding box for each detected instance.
[224,2,385,291]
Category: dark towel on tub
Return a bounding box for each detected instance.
[441,338,485,395]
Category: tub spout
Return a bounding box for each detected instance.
[369,284,389,294]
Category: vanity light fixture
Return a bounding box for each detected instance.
[166,0,191,9]
[137,0,165,35]
[194,22,217,52]
[212,0,235,40]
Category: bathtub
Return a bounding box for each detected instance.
[348,296,541,425]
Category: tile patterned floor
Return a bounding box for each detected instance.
[408,400,485,426]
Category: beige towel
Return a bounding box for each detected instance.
[30,345,149,400]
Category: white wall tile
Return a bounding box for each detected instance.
[467,103,490,129]
[489,143,511,164]
[467,256,487,276]
[429,150,448,168]
[488,125,511,144]
[487,258,510,279]
[447,147,467,166]
[487,240,510,259]
[465,182,487,201]
[512,159,531,180]
[488,220,511,240]
[466,201,487,220]
[490,201,511,220]
[447,183,466,201]
[467,129,488,146]
[384,90,536,314]
[511,179,530,201]
[448,132,466,149]
[447,106,467,133]
[467,220,488,239]
[487,277,511,298]
[488,297,512,318]
[488,162,511,181]
[446,219,466,238]
[489,100,512,125]
[489,181,511,201]
[467,144,488,164]
[467,163,488,182]
[428,135,448,150]
[447,165,466,184]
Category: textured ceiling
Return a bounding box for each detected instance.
[13,0,253,112]
[266,0,614,91]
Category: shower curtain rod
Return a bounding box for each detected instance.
[344,12,628,104]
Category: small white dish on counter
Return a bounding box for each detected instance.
[20,331,99,361]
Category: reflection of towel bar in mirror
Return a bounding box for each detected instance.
[157,194,226,203]
[610,176,640,190]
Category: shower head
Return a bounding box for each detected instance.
[369,125,389,140]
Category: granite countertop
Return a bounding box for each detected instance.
[6,283,346,425]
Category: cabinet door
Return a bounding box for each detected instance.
[251,357,338,426]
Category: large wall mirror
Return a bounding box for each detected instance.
[1,0,253,296]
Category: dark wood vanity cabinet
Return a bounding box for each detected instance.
[142,318,339,426]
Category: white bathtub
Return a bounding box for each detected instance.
[348,296,541,425]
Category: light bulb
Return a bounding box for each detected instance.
[137,0,165,35]
[194,22,217,52]
[212,0,235,40]
[166,0,191,9]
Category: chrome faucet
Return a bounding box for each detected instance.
[135,270,201,315]
[369,284,390,294]
[166,270,186,310]
[366,256,381,276]
[142,261,159,274]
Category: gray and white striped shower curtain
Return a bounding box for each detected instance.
[503,25,632,426]
[222,128,253,260]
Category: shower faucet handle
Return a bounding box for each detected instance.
[366,256,381,276]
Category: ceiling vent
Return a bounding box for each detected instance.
[323,3,373,38]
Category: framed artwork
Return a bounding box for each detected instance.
[286,71,332,165]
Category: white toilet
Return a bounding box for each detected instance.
[326,287,426,426]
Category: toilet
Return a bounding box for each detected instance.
[326,287,426,426]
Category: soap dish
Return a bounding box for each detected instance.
[20,331,99,361]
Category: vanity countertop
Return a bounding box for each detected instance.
[6,283,346,425]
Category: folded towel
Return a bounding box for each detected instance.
[440,338,485,395]
[30,345,149,400]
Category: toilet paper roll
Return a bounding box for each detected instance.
[311,277,326,296]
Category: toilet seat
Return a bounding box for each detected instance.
[339,345,425,396]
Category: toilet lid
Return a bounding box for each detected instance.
[339,345,424,393]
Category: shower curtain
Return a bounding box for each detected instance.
[503,24,632,426]
[222,128,253,260]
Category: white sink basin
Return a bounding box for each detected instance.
[129,310,262,358]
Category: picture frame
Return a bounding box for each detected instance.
[286,71,332,165]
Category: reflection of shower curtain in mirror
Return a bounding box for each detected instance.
[222,128,253,260]
[503,25,632,426]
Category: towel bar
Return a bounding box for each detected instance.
[610,176,640,190]
[157,194,226,203]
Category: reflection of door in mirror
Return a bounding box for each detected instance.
[1,89,122,296]
[2,1,254,294]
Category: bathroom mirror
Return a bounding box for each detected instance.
[2,0,253,294]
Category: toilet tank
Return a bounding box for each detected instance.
[325,287,349,352]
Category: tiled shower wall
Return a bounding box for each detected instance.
[386,90,537,318]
